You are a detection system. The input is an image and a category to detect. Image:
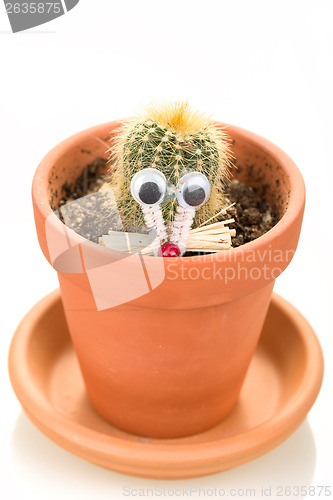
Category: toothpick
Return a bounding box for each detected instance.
[191,219,235,233]
[198,203,235,227]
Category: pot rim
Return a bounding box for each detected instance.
[32,120,305,267]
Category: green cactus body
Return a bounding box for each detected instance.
[109,102,232,229]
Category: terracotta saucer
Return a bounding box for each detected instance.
[8,290,323,479]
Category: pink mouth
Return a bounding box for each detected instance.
[158,242,181,257]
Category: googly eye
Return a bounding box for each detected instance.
[176,172,211,208]
[130,168,167,206]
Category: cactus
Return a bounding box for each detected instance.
[109,101,233,229]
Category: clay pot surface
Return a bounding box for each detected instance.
[32,121,305,438]
[8,290,323,478]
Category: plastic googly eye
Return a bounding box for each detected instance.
[177,172,211,208]
[130,168,167,206]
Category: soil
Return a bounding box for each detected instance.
[224,179,279,247]
[56,158,279,248]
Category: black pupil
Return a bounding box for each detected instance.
[139,182,161,204]
[183,186,206,207]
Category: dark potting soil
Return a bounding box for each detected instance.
[56,158,279,248]
[224,179,279,247]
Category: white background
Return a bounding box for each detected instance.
[0,1,332,499]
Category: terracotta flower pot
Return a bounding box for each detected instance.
[32,121,305,438]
